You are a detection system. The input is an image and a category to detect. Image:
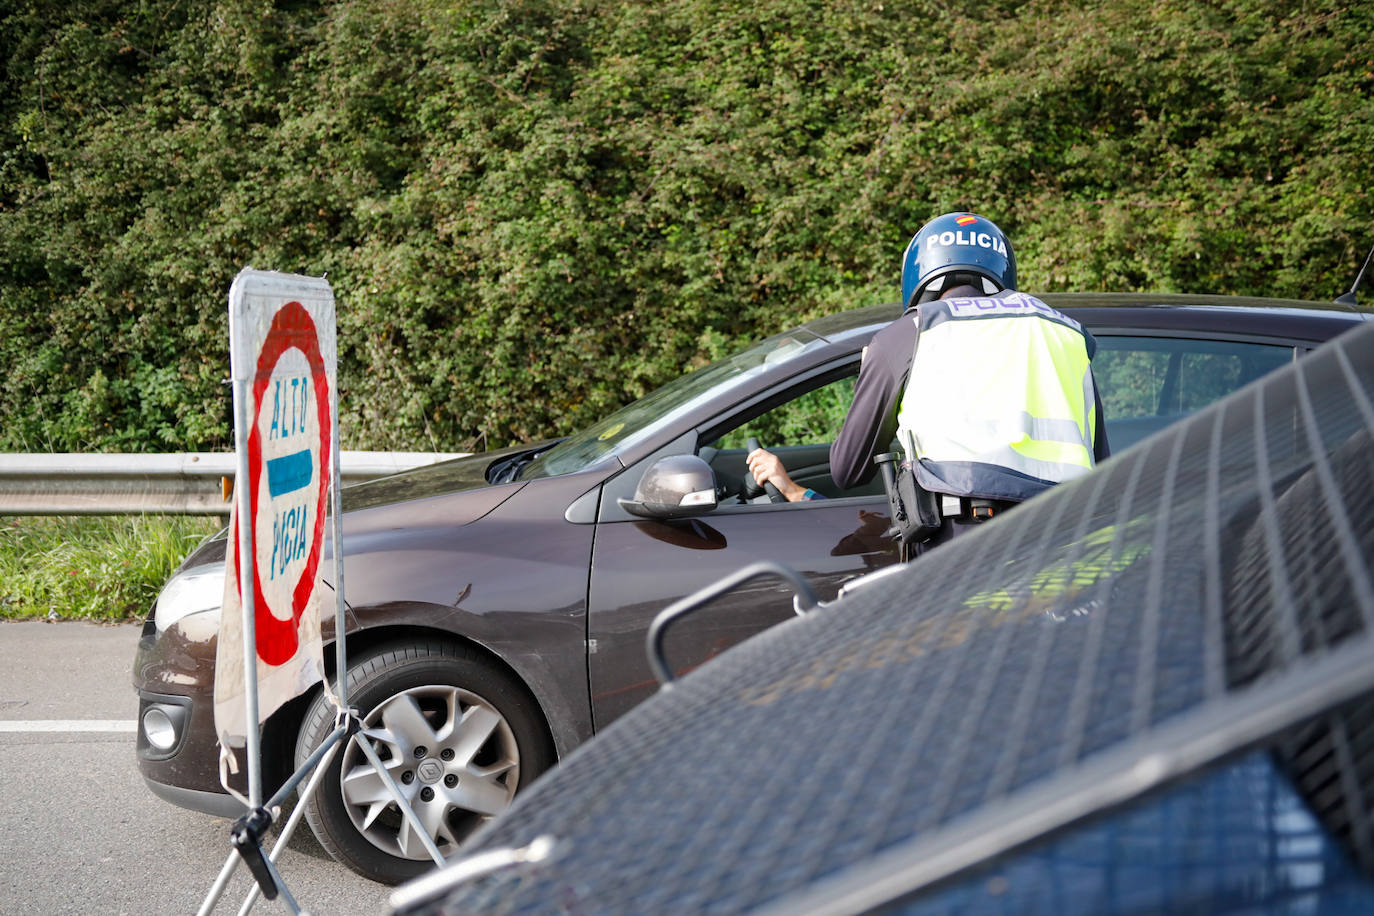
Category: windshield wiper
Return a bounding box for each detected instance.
[487,444,558,484]
[487,451,532,484]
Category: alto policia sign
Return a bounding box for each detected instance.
[201,270,435,911]
[214,269,336,790]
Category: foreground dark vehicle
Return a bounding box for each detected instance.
[394,319,1374,914]
[134,293,1367,883]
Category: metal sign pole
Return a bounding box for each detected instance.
[198,279,273,916]
[230,373,265,810]
[329,346,349,714]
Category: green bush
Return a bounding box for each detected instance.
[2,0,1370,455]
[0,516,220,620]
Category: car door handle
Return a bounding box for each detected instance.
[646,560,820,688]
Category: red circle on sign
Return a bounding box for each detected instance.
[236,301,332,667]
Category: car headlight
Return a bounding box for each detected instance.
[154,563,225,633]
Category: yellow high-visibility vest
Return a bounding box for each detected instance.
[897,291,1097,502]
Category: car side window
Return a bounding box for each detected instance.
[1094,336,1295,451]
[699,372,885,503]
[708,375,856,451]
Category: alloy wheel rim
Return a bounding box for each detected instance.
[338,684,521,860]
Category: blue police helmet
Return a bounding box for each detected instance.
[900,212,1017,311]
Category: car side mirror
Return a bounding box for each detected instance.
[617,455,718,520]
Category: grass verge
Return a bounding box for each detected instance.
[0,516,221,621]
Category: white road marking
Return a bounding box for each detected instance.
[0,720,137,733]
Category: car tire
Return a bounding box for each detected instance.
[294,638,554,885]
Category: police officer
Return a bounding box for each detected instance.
[752,212,1108,551]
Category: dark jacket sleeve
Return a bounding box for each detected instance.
[830,316,917,490]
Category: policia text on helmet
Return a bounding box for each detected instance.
[900,211,1017,310]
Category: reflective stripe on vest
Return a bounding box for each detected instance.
[897,292,1096,499]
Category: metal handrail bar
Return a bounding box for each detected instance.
[0,451,465,515]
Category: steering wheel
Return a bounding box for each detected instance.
[743,437,786,503]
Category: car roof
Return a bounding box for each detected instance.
[801,292,1369,346]
[400,320,1374,915]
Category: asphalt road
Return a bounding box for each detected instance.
[0,620,392,915]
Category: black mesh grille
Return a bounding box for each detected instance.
[405,321,1374,915]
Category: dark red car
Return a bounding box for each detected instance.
[133,293,1367,883]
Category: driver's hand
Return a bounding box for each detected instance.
[746,448,807,502]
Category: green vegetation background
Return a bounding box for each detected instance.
[1,515,219,619]
[2,0,1372,456]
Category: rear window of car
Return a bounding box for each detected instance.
[1094,336,1295,451]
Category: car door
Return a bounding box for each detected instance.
[586,365,897,727]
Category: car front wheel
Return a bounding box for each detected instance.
[294,639,553,884]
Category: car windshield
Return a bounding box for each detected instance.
[520,330,826,479]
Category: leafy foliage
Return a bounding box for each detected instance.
[0,515,219,619]
[2,0,1371,454]
[715,375,856,450]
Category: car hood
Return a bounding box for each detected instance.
[339,441,550,512]
[335,443,554,540]
[177,442,552,570]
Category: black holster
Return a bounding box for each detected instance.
[874,453,943,553]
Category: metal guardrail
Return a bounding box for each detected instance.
[0,452,466,516]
